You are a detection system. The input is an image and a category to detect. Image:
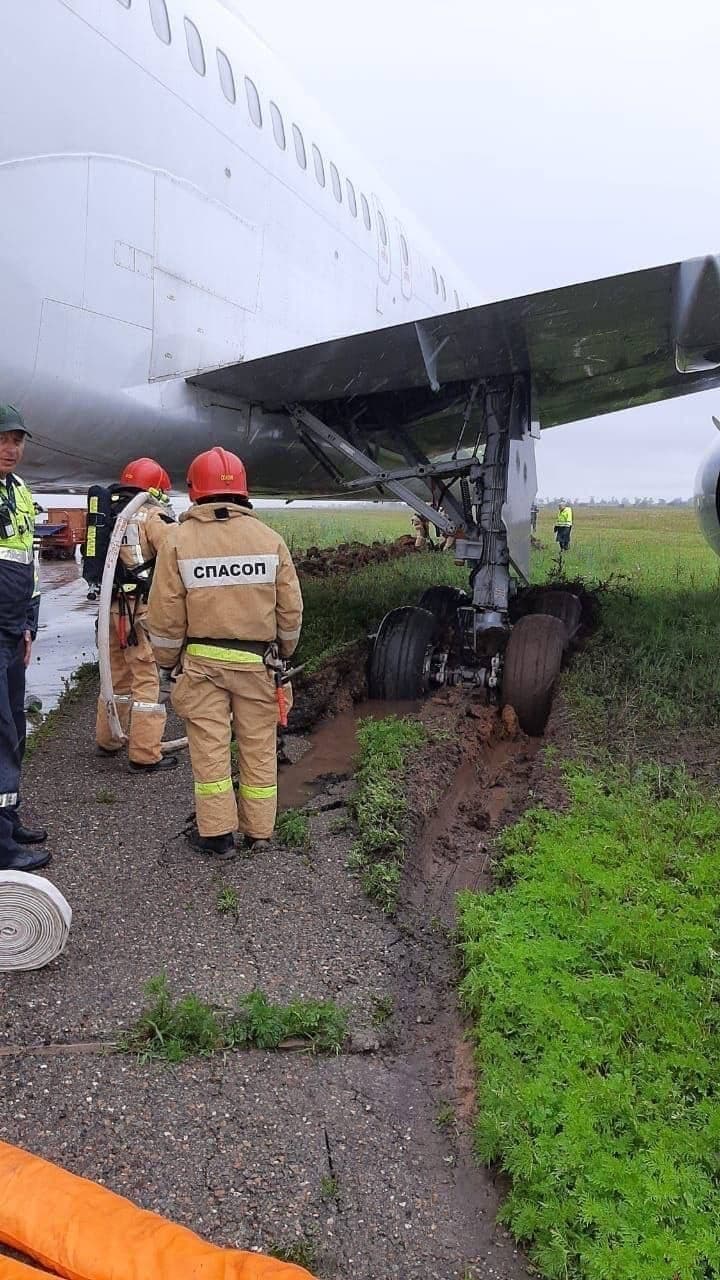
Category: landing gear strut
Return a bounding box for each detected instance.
[288,379,575,735]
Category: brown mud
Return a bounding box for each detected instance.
[294,536,418,579]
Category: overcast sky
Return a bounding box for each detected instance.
[225,0,719,498]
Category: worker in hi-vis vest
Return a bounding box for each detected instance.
[147,447,303,860]
[0,405,50,871]
[554,501,573,551]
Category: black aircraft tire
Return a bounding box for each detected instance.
[502,613,566,736]
[369,606,437,701]
[417,585,470,628]
[529,589,582,641]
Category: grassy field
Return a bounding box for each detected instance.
[271,503,720,1279]
[262,504,410,552]
[456,505,720,1280]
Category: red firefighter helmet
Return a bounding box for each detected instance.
[119,458,171,492]
[186,447,248,502]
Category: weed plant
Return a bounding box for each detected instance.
[349,715,425,912]
[459,765,720,1280]
[276,808,311,848]
[123,975,347,1060]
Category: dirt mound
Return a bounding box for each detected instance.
[295,536,417,578]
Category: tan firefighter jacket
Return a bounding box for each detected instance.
[117,498,175,596]
[146,502,303,669]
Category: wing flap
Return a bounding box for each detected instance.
[191,255,720,428]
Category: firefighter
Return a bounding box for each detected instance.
[147,447,303,859]
[554,501,573,551]
[95,458,177,772]
[0,405,50,871]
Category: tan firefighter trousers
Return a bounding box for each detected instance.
[95,603,166,765]
[171,655,286,839]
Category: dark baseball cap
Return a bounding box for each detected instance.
[0,405,31,438]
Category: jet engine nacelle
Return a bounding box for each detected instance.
[695,426,720,557]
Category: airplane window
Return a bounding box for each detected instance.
[432,267,439,295]
[270,103,286,150]
[346,179,357,217]
[184,17,205,75]
[312,144,325,188]
[245,77,262,128]
[149,0,171,43]
[377,209,388,247]
[440,274,447,301]
[116,0,131,7]
[454,288,460,310]
[361,193,371,230]
[217,49,236,103]
[329,162,342,203]
[292,124,307,169]
[400,234,409,267]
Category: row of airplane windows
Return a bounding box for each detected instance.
[115,0,459,308]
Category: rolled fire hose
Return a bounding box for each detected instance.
[97,492,187,753]
[0,872,71,972]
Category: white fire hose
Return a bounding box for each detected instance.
[97,491,187,753]
[0,871,72,971]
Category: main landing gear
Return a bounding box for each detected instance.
[288,378,580,736]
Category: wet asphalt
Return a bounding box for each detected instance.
[0,683,530,1279]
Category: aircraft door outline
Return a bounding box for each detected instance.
[395,217,412,300]
[372,194,391,285]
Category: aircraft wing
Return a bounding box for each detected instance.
[191,255,720,429]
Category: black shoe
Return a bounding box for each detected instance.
[129,755,179,773]
[12,823,48,845]
[243,835,271,852]
[96,745,122,757]
[187,829,236,859]
[0,845,52,872]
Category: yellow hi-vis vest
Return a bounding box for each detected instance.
[557,505,573,527]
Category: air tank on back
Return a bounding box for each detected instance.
[694,417,720,557]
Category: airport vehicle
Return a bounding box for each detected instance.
[4,0,720,729]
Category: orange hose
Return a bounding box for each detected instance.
[0,1258,56,1279]
[0,1142,315,1280]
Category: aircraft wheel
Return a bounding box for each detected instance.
[502,614,566,736]
[417,585,470,628]
[529,589,582,641]
[369,606,437,700]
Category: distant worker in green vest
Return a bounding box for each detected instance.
[554,501,573,551]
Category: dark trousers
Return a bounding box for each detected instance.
[555,525,572,551]
[0,632,26,866]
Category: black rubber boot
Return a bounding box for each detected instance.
[129,755,178,773]
[244,835,271,852]
[187,829,236,859]
[0,845,51,872]
[12,823,48,845]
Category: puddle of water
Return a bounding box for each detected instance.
[279,699,419,810]
[27,555,97,715]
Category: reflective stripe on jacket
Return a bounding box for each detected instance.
[557,506,573,526]
[0,473,37,635]
[146,502,303,669]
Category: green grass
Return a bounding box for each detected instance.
[123,975,347,1060]
[459,765,720,1280]
[276,808,311,849]
[262,505,409,553]
[532,507,720,741]
[349,715,426,913]
[267,1236,318,1270]
[217,885,239,916]
[454,506,720,1278]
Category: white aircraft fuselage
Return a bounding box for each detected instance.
[2,0,478,489]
